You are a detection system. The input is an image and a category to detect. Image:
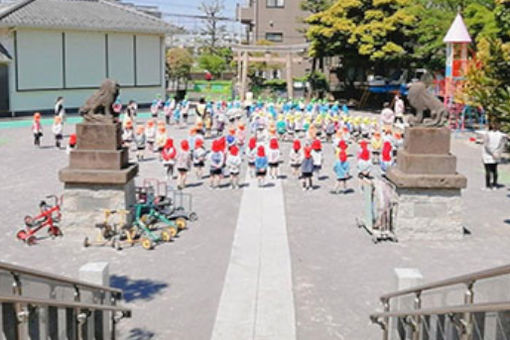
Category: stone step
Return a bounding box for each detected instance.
[76,123,122,151]
[69,149,129,171]
[396,150,457,175]
[59,164,138,185]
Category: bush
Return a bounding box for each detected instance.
[197,54,227,78]
[307,71,329,98]
[464,37,510,132]
[166,48,193,80]
[263,79,287,89]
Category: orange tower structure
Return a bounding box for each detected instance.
[443,13,472,128]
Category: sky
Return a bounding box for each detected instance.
[130,0,240,31]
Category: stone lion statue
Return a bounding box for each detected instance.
[406,82,449,127]
[79,79,120,123]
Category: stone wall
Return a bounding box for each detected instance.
[394,188,463,241]
[60,179,135,236]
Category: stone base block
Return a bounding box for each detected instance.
[404,127,450,154]
[394,188,464,241]
[69,149,129,170]
[60,180,135,235]
[387,168,467,189]
[76,123,122,150]
[59,164,138,185]
[396,150,457,175]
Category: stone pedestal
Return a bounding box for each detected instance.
[386,127,466,241]
[59,123,138,234]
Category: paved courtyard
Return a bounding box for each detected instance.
[1,113,510,339]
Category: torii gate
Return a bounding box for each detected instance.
[231,43,309,101]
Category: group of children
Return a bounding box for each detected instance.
[31,111,76,151]
[31,97,74,151]
[116,95,405,192]
[30,95,404,193]
[149,95,191,126]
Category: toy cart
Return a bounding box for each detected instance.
[143,179,167,198]
[137,179,198,229]
[355,176,398,243]
[168,188,198,224]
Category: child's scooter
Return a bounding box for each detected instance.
[16,195,63,245]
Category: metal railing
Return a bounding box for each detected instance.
[0,261,131,340]
[370,264,510,340]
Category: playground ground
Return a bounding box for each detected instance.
[1,112,510,339]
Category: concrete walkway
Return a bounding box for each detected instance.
[211,176,296,340]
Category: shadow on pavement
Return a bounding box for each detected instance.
[127,328,155,339]
[110,275,168,302]
[139,157,157,162]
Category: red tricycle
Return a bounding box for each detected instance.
[16,195,63,245]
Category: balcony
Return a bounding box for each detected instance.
[236,4,253,25]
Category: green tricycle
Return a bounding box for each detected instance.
[132,192,179,250]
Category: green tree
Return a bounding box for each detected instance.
[495,0,510,40]
[166,48,193,80]
[215,47,234,65]
[306,0,415,61]
[464,38,510,130]
[409,0,498,71]
[464,0,510,131]
[306,0,502,71]
[198,53,227,77]
[307,71,329,98]
[300,0,334,72]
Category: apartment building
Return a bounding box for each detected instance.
[237,0,310,78]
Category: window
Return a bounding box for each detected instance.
[266,0,284,8]
[272,69,281,79]
[265,32,283,43]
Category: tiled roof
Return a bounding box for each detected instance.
[0,3,16,15]
[0,0,176,34]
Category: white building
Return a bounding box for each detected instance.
[0,0,175,116]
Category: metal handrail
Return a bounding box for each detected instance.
[371,301,510,319]
[0,261,122,297]
[380,264,510,300]
[0,295,131,316]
